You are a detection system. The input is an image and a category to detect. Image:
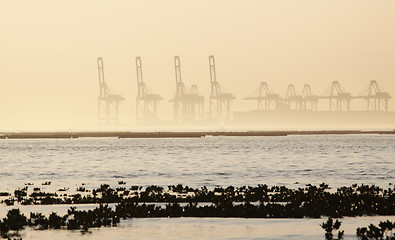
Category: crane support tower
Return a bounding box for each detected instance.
[244,82,281,110]
[97,57,125,124]
[320,81,352,111]
[171,56,204,123]
[135,57,163,123]
[301,84,318,111]
[208,55,235,120]
[357,80,391,111]
[284,84,303,110]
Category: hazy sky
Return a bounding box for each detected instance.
[1,0,395,130]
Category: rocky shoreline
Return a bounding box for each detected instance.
[1,183,394,239]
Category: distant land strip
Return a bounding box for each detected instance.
[0,130,394,139]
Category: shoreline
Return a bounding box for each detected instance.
[1,130,394,139]
[0,183,394,238]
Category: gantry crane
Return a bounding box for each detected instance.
[171,56,204,123]
[208,55,235,120]
[320,81,352,111]
[284,84,303,110]
[301,84,318,110]
[244,82,281,110]
[357,80,391,111]
[97,57,124,124]
[135,57,163,123]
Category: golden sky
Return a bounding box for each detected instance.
[1,0,394,130]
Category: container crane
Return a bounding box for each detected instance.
[135,57,163,123]
[97,57,124,124]
[209,55,235,120]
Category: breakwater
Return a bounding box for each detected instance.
[1,130,394,139]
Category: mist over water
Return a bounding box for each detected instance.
[1,1,395,130]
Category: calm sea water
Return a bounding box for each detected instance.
[0,134,394,239]
[0,134,394,191]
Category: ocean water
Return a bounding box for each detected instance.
[0,134,394,239]
[0,134,394,190]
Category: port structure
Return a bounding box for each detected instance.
[320,81,352,111]
[301,84,318,111]
[242,80,392,112]
[244,82,281,110]
[135,57,163,123]
[208,55,235,120]
[170,56,204,123]
[357,80,391,111]
[284,84,303,110]
[97,57,125,124]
